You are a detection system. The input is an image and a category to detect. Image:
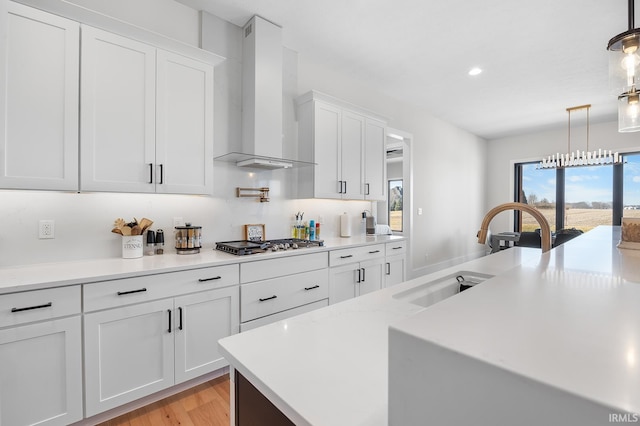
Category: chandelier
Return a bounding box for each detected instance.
[607,0,640,132]
[537,105,624,169]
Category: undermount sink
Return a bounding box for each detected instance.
[392,271,494,308]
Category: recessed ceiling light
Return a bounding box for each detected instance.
[468,67,482,76]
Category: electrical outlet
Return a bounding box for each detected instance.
[39,220,55,239]
[173,217,184,227]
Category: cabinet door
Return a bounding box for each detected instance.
[313,101,342,199]
[0,316,82,426]
[341,111,364,200]
[156,50,214,195]
[1,3,79,190]
[359,258,384,296]
[329,264,358,304]
[364,118,386,201]
[80,25,156,193]
[84,299,174,416]
[174,287,239,384]
[385,255,406,288]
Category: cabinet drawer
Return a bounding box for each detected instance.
[84,264,239,312]
[329,244,385,267]
[240,269,329,322]
[0,286,80,328]
[240,299,328,332]
[386,240,406,256]
[241,252,328,283]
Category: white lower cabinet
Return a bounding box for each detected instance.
[83,267,239,417]
[174,287,239,383]
[385,241,407,287]
[385,255,406,287]
[0,286,82,426]
[329,258,384,304]
[84,299,174,416]
[329,244,386,304]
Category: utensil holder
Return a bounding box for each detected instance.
[122,235,143,258]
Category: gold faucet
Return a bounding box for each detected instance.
[477,202,552,253]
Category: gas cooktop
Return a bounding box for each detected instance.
[215,238,324,256]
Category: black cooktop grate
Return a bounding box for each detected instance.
[215,238,324,255]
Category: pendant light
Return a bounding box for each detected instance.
[537,105,624,169]
[607,0,640,132]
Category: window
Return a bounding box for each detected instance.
[515,152,639,233]
[388,179,403,232]
[623,153,640,219]
[516,163,556,232]
[564,165,613,231]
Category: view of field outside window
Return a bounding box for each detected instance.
[623,153,640,216]
[520,154,640,233]
[520,164,556,232]
[388,179,403,232]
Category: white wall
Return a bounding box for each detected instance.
[486,120,640,233]
[0,0,489,276]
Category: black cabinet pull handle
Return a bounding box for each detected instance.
[11,302,52,313]
[361,268,366,282]
[148,163,153,184]
[392,246,403,250]
[338,180,343,194]
[158,164,164,184]
[117,288,147,296]
[340,254,353,259]
[344,181,347,193]
[178,307,183,331]
[369,250,380,254]
[366,183,370,195]
[198,276,222,282]
[259,295,277,302]
[386,262,391,275]
[168,309,172,333]
[304,285,320,291]
[356,268,361,283]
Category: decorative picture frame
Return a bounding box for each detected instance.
[244,224,265,242]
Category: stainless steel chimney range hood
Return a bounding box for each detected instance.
[214,16,314,170]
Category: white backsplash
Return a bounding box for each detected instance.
[0,163,373,267]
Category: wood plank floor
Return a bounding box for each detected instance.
[99,374,231,426]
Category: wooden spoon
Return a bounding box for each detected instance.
[121,226,132,236]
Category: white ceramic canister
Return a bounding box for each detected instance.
[122,235,144,258]
[340,212,351,237]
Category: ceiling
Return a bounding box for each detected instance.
[176,0,633,140]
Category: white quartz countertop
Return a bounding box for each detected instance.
[389,226,640,423]
[218,242,542,426]
[219,226,640,425]
[0,234,403,294]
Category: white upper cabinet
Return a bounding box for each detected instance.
[309,101,342,199]
[0,0,222,195]
[80,26,156,193]
[341,111,365,199]
[156,50,213,195]
[296,91,387,201]
[364,118,386,201]
[0,3,79,190]
[81,27,214,194]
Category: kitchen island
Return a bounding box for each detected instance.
[218,226,640,425]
